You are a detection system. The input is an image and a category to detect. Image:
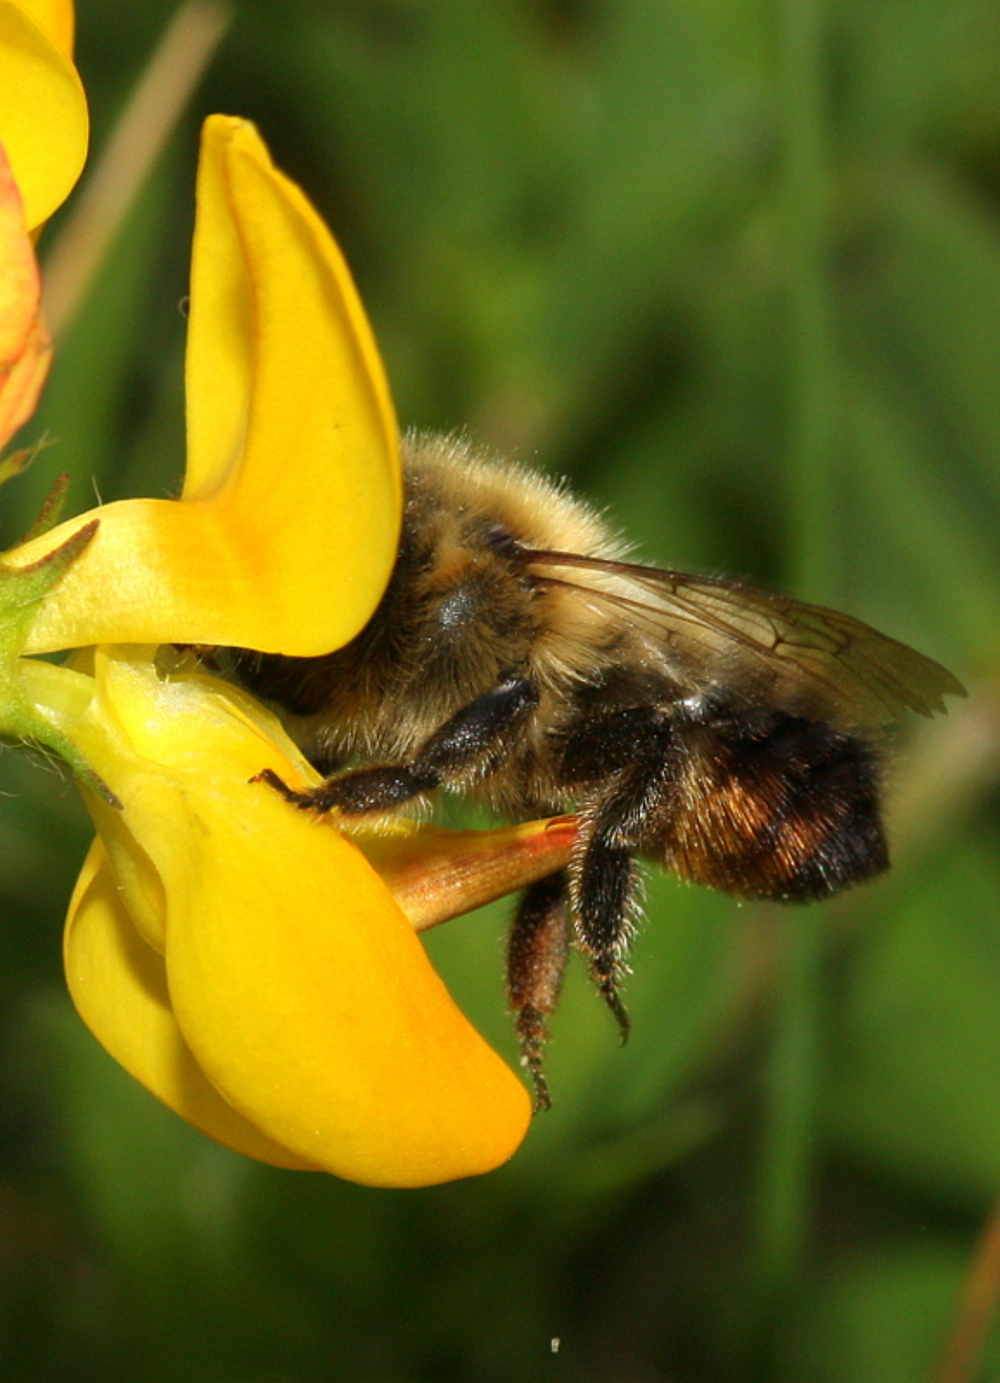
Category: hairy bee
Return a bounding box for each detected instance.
[235,433,964,1107]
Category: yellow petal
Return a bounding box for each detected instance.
[70,649,530,1186]
[0,0,87,229]
[165,789,532,1186]
[65,838,318,1169]
[10,0,74,57]
[0,136,49,447]
[85,790,167,955]
[13,116,401,657]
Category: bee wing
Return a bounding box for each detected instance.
[524,550,965,727]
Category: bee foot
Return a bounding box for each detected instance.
[599,979,631,1046]
[515,1007,554,1113]
[530,1075,552,1114]
[251,767,317,810]
[523,1055,552,1114]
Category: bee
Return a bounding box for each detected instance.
[234,433,964,1108]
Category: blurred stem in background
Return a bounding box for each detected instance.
[936,1191,1000,1383]
[753,0,836,1358]
[780,0,838,606]
[42,0,232,340]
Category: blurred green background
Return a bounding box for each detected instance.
[2,0,999,1379]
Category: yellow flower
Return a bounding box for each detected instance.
[14,116,400,656]
[0,0,85,450]
[3,114,577,1184]
[0,0,87,231]
[52,647,545,1184]
[0,11,554,1184]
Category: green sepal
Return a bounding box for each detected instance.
[0,434,54,491]
[0,518,121,807]
[21,468,70,541]
[0,517,98,645]
[22,721,123,808]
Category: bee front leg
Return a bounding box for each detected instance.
[506,871,570,1112]
[257,676,539,815]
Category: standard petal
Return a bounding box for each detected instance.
[71,650,531,1186]
[183,116,402,642]
[65,839,318,1169]
[13,115,401,657]
[0,0,87,229]
[0,135,50,446]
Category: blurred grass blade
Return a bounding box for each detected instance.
[42,0,233,340]
[753,0,835,1354]
[935,1190,1000,1383]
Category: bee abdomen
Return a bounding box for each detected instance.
[661,707,888,901]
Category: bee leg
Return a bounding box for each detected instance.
[259,677,539,815]
[506,871,570,1112]
[568,715,677,1039]
[572,822,637,1041]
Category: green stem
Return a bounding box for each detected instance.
[752,0,838,1358]
[754,911,824,1333]
[781,0,838,600]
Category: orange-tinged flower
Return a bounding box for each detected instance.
[0,0,87,231]
[12,116,402,658]
[0,0,83,455]
[0,134,50,448]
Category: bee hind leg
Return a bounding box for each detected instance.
[572,825,638,1042]
[506,871,570,1112]
[567,715,677,1040]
